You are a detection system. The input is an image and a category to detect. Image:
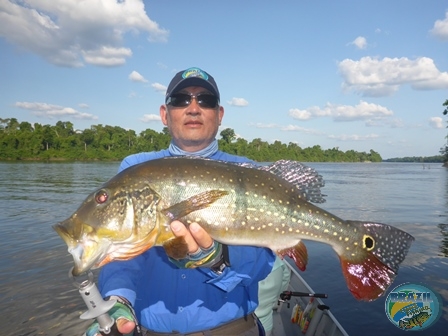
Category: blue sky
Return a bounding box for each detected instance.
[1,1,448,159]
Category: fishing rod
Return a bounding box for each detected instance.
[279,290,328,308]
[69,267,122,336]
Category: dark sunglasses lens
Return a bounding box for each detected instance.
[197,95,218,108]
[169,94,190,107]
[167,93,218,108]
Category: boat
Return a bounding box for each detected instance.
[272,260,349,336]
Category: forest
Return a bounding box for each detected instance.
[1,117,384,162]
[384,156,444,163]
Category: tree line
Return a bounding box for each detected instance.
[0,118,383,162]
[384,156,444,163]
[441,99,448,164]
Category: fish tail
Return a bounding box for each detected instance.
[339,250,396,301]
[338,221,414,301]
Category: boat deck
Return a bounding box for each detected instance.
[271,261,349,336]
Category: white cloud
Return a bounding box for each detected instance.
[228,98,249,107]
[348,36,367,49]
[140,114,161,122]
[248,122,322,135]
[289,101,393,122]
[0,0,168,67]
[338,56,448,96]
[129,70,148,83]
[366,117,405,128]
[430,11,448,41]
[250,122,278,129]
[281,125,323,135]
[327,133,380,141]
[151,82,166,93]
[15,102,98,120]
[82,47,132,67]
[286,109,313,120]
[78,103,89,109]
[429,117,444,129]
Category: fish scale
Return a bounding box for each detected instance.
[54,156,414,301]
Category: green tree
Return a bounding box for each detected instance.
[442,99,448,115]
[41,124,56,151]
[80,128,95,152]
[220,128,236,144]
[441,99,448,163]
[19,121,33,132]
[368,149,382,162]
[0,118,394,163]
[2,118,20,134]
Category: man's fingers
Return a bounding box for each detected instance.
[170,221,214,253]
[116,318,135,333]
[170,221,199,254]
[190,223,214,250]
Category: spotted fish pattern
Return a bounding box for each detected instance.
[53,157,414,301]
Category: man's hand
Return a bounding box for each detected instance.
[166,221,227,272]
[86,319,135,336]
[85,297,137,336]
[116,319,136,334]
[170,221,214,253]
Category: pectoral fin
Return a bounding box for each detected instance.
[162,190,229,219]
[278,241,308,271]
[163,237,189,260]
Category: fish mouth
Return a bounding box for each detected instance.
[53,221,109,276]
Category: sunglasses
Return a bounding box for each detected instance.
[166,93,219,109]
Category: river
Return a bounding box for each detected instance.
[0,161,446,335]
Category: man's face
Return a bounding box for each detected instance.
[160,86,224,152]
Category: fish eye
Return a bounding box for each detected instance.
[95,190,109,204]
[363,234,375,250]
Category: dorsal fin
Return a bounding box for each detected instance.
[237,160,326,203]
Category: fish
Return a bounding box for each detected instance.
[53,157,414,301]
[398,311,431,329]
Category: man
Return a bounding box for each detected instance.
[86,67,285,336]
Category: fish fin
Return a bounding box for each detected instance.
[96,254,115,268]
[96,227,161,267]
[162,190,229,220]
[278,241,308,271]
[339,253,396,301]
[162,237,189,260]
[154,228,176,246]
[260,160,326,204]
[339,221,414,301]
[346,220,414,272]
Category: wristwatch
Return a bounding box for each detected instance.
[209,244,231,275]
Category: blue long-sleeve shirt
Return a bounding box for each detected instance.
[98,149,275,333]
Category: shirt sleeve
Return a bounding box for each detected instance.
[204,246,275,292]
[98,254,147,306]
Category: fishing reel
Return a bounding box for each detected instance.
[278,291,329,310]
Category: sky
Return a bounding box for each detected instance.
[1,1,448,160]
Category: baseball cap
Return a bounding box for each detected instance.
[165,67,220,102]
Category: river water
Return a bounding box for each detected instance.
[0,161,447,336]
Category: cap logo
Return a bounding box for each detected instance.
[182,67,209,81]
